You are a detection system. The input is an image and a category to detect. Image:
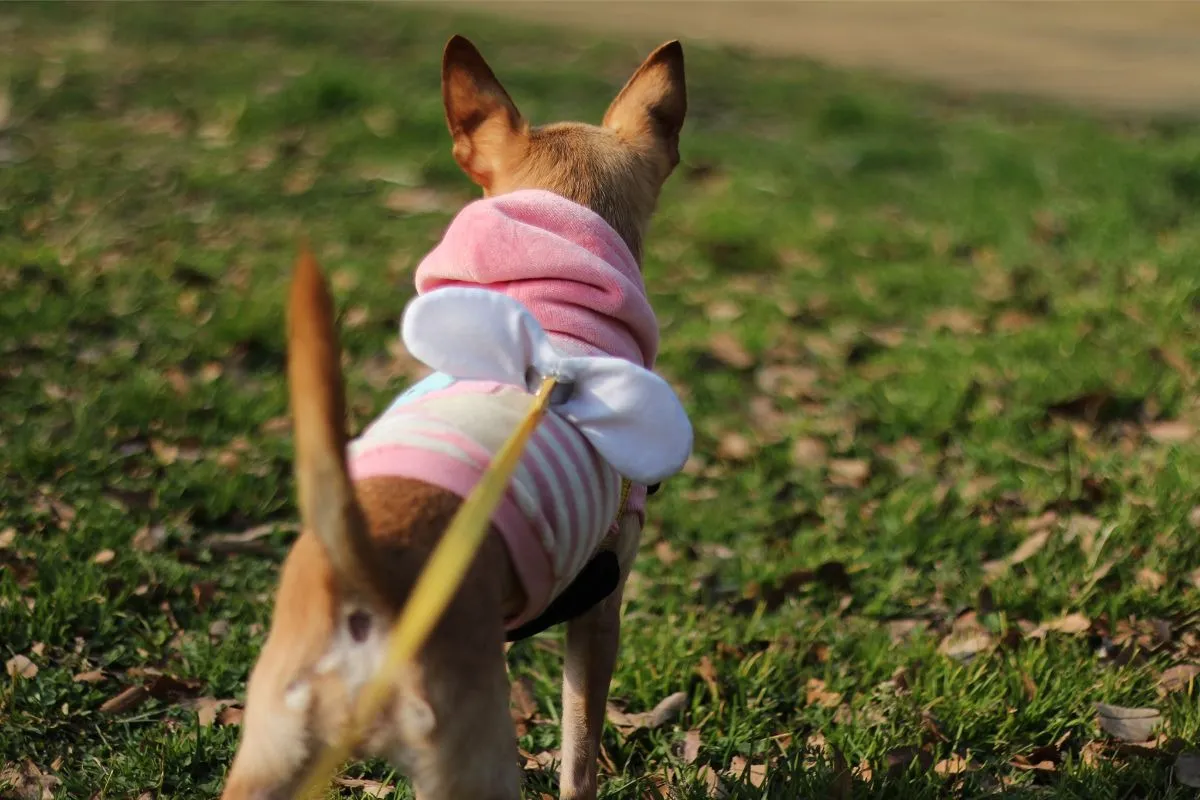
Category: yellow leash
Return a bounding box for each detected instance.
[296,375,575,799]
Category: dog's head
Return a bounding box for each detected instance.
[442,35,686,260]
[220,37,687,800]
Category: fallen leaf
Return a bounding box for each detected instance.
[0,528,15,548]
[0,761,60,800]
[755,364,818,399]
[828,459,870,488]
[202,522,299,554]
[1175,752,1200,788]
[726,756,767,787]
[208,620,231,640]
[805,678,843,708]
[92,549,116,565]
[933,754,973,776]
[99,685,149,714]
[1189,506,1200,530]
[6,655,37,679]
[606,691,688,734]
[72,669,105,683]
[1158,664,1200,695]
[983,530,1050,575]
[705,300,742,322]
[217,705,244,726]
[383,187,455,214]
[707,332,754,370]
[333,777,396,798]
[790,437,828,468]
[510,676,538,736]
[716,432,753,461]
[1096,703,1161,742]
[925,308,981,335]
[1030,612,1092,638]
[938,612,993,660]
[1147,420,1193,443]
[132,525,167,552]
[1137,568,1166,592]
[884,746,934,777]
[695,656,720,702]
[682,729,702,764]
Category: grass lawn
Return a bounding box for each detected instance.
[3,3,1200,798]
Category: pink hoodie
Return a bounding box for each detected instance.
[349,190,658,625]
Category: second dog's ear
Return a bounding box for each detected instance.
[442,35,527,191]
[603,41,687,170]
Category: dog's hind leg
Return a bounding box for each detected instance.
[558,514,642,800]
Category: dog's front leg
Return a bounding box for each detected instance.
[559,515,641,800]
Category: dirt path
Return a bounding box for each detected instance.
[456,1,1200,115]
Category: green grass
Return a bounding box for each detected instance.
[3,2,1200,798]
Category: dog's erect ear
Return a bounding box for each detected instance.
[603,41,687,170]
[288,244,385,606]
[442,35,527,191]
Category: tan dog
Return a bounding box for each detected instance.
[220,35,686,800]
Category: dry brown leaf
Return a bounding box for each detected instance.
[193,696,241,727]
[0,761,60,800]
[1158,664,1200,695]
[383,187,455,214]
[1096,703,1161,742]
[1189,505,1200,530]
[682,729,702,764]
[92,549,116,565]
[6,655,37,679]
[828,459,870,488]
[606,691,688,734]
[99,685,149,714]
[1175,752,1200,789]
[884,746,934,776]
[755,364,818,399]
[1147,420,1193,443]
[332,777,396,798]
[218,705,244,726]
[933,754,973,776]
[0,527,15,549]
[202,522,299,554]
[132,525,167,553]
[726,756,767,787]
[1136,568,1167,593]
[1030,612,1092,638]
[716,432,754,461]
[509,676,539,736]
[790,437,828,468]
[695,656,720,702]
[72,669,105,683]
[938,612,993,660]
[804,678,843,709]
[925,308,981,335]
[705,300,742,322]
[707,332,754,370]
[983,529,1050,576]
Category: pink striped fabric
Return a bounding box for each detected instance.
[349,380,622,626]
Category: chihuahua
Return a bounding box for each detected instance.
[221,34,686,800]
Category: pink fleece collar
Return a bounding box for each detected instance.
[413,189,658,368]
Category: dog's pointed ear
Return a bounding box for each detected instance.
[603,41,687,170]
[442,35,528,191]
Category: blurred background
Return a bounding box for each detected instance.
[3,3,1200,799]
[463,1,1200,115]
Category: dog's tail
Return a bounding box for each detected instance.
[287,244,383,604]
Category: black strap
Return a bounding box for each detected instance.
[506,550,620,641]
